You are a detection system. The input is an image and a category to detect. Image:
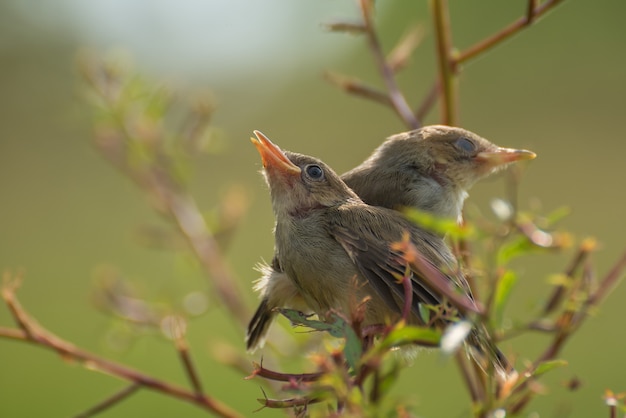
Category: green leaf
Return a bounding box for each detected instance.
[278,308,335,332]
[418,303,430,324]
[497,235,533,265]
[403,208,474,239]
[533,359,568,377]
[278,309,362,371]
[544,206,571,226]
[378,324,441,352]
[493,270,517,328]
[342,325,363,371]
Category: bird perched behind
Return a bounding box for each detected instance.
[342,125,536,222]
[247,126,536,352]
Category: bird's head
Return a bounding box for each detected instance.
[251,130,358,218]
[377,125,536,192]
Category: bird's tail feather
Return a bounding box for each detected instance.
[246,297,275,352]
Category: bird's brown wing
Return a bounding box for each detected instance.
[330,217,443,322]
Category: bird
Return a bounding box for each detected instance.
[248,130,535,379]
[342,125,536,222]
[246,126,536,352]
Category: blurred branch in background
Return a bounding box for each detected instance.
[0,54,256,417]
[357,0,420,129]
[78,52,250,327]
[0,274,241,418]
[326,0,567,128]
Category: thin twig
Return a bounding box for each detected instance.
[387,25,425,72]
[543,238,596,314]
[430,0,457,126]
[455,0,567,65]
[73,384,141,418]
[359,0,420,129]
[248,362,323,383]
[510,249,626,412]
[257,395,322,409]
[324,72,392,106]
[83,59,250,326]
[391,234,483,315]
[0,326,25,339]
[416,0,566,125]
[0,283,241,418]
[323,20,367,34]
[455,350,483,403]
[579,249,626,309]
[526,0,539,25]
[369,369,382,404]
[400,266,414,322]
[94,133,250,327]
[176,338,205,396]
[168,193,250,325]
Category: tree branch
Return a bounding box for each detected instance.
[455,0,567,65]
[0,280,242,418]
[359,0,420,129]
[430,0,458,126]
[73,384,141,418]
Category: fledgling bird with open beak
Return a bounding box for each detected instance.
[247,126,536,352]
[249,130,524,378]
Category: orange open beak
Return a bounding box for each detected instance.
[251,130,301,176]
[476,147,536,167]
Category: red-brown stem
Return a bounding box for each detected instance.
[400,269,414,322]
[544,239,595,314]
[399,240,484,315]
[258,396,322,409]
[430,0,458,126]
[582,249,626,308]
[455,0,567,65]
[412,0,566,125]
[176,338,205,396]
[0,285,241,418]
[455,350,484,404]
[359,0,420,129]
[324,72,392,106]
[526,0,538,24]
[510,249,626,413]
[249,362,323,383]
[0,327,240,417]
[73,384,141,418]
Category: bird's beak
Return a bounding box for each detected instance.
[476,147,536,167]
[251,130,301,176]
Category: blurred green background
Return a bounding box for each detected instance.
[1,1,625,417]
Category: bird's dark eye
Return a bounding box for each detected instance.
[305,164,324,180]
[455,137,476,153]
